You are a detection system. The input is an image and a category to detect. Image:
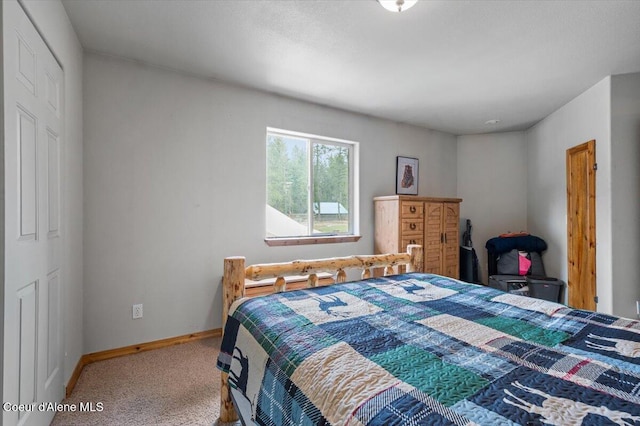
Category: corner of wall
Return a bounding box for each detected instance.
[456,132,528,284]
[610,72,640,318]
[525,75,613,313]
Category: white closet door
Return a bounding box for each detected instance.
[4,1,65,425]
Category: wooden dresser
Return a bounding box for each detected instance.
[374,196,462,279]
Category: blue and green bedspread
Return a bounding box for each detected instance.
[217,273,640,425]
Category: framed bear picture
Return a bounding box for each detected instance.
[396,156,418,195]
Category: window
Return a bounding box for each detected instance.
[265,128,359,245]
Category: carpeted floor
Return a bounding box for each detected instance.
[51,337,237,426]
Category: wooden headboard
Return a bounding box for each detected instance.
[219,244,424,422]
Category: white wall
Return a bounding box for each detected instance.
[83,53,457,353]
[0,3,5,406]
[457,132,528,284]
[2,0,84,388]
[611,72,640,319]
[526,77,612,312]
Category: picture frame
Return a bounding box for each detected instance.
[396,156,419,195]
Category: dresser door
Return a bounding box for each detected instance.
[442,202,460,278]
[424,202,444,275]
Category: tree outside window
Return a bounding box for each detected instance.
[266,130,355,238]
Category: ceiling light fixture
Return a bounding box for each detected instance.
[378,0,418,13]
[484,119,500,125]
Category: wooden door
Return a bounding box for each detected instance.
[566,140,596,310]
[442,203,460,279]
[3,1,65,424]
[424,202,443,274]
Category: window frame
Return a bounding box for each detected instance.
[265,127,360,246]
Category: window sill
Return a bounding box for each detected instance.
[264,235,362,247]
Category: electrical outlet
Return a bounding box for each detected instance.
[133,303,143,319]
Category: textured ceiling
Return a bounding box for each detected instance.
[62,0,640,135]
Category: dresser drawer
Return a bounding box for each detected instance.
[401,219,423,235]
[402,237,423,250]
[401,201,423,219]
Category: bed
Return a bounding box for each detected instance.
[216,245,640,425]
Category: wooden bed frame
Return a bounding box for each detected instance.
[219,244,424,423]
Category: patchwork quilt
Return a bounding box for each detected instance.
[217,273,640,425]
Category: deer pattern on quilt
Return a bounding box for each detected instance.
[311,294,349,317]
[503,381,640,425]
[229,347,250,400]
[398,280,426,296]
[585,333,640,358]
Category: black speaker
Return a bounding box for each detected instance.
[460,246,480,284]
